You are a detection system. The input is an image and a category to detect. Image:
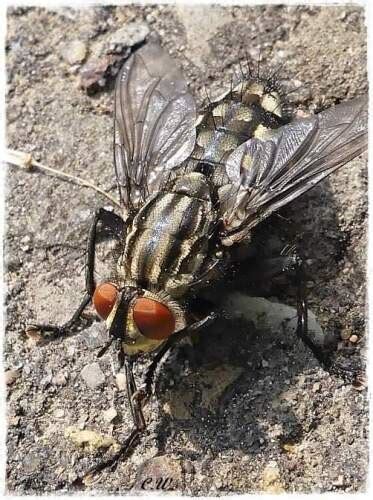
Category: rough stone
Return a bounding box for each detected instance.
[60,40,87,65]
[80,363,105,389]
[64,427,120,452]
[102,407,117,423]
[106,23,150,54]
[261,461,285,493]
[5,369,21,386]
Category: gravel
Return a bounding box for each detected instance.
[80,363,106,390]
[5,4,367,495]
[59,40,87,66]
[106,22,150,54]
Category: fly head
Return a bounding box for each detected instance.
[93,282,186,355]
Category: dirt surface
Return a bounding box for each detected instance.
[5,4,368,495]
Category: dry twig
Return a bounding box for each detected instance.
[5,148,121,208]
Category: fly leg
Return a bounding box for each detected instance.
[75,356,145,485]
[84,207,126,296]
[249,248,361,383]
[26,293,91,340]
[292,252,332,368]
[141,312,217,398]
[27,207,125,340]
[292,253,362,383]
[69,353,144,487]
[71,313,217,486]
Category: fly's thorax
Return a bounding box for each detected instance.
[171,172,211,199]
[119,173,217,298]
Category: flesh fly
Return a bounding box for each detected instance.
[28,43,368,482]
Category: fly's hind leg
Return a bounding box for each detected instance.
[291,252,333,368]
[292,252,363,384]
[250,247,363,383]
[27,207,126,341]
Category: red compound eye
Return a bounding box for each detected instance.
[133,298,175,340]
[93,283,119,320]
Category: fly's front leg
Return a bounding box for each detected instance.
[110,314,217,415]
[141,312,217,399]
[125,357,146,431]
[71,313,217,486]
[26,293,91,340]
[73,352,146,485]
[85,207,126,295]
[83,358,145,477]
[27,207,125,340]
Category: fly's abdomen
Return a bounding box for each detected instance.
[121,172,216,297]
[192,79,286,168]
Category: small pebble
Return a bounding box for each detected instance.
[312,382,321,392]
[52,372,68,386]
[65,427,119,452]
[333,475,345,486]
[261,461,285,493]
[77,414,88,430]
[23,365,31,375]
[79,55,116,91]
[282,442,297,453]
[83,324,108,349]
[116,372,127,391]
[20,235,31,244]
[40,373,53,387]
[5,369,21,385]
[60,40,87,65]
[81,363,105,389]
[107,23,149,54]
[54,409,65,418]
[103,408,117,423]
[349,334,358,343]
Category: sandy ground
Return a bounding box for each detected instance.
[5,4,368,494]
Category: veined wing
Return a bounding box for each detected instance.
[114,43,197,215]
[220,96,368,245]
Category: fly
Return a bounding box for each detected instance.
[26,42,368,484]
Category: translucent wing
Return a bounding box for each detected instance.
[114,43,197,213]
[220,96,368,245]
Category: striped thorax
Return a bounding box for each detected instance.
[115,172,217,354]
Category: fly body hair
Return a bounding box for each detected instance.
[232,51,299,123]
